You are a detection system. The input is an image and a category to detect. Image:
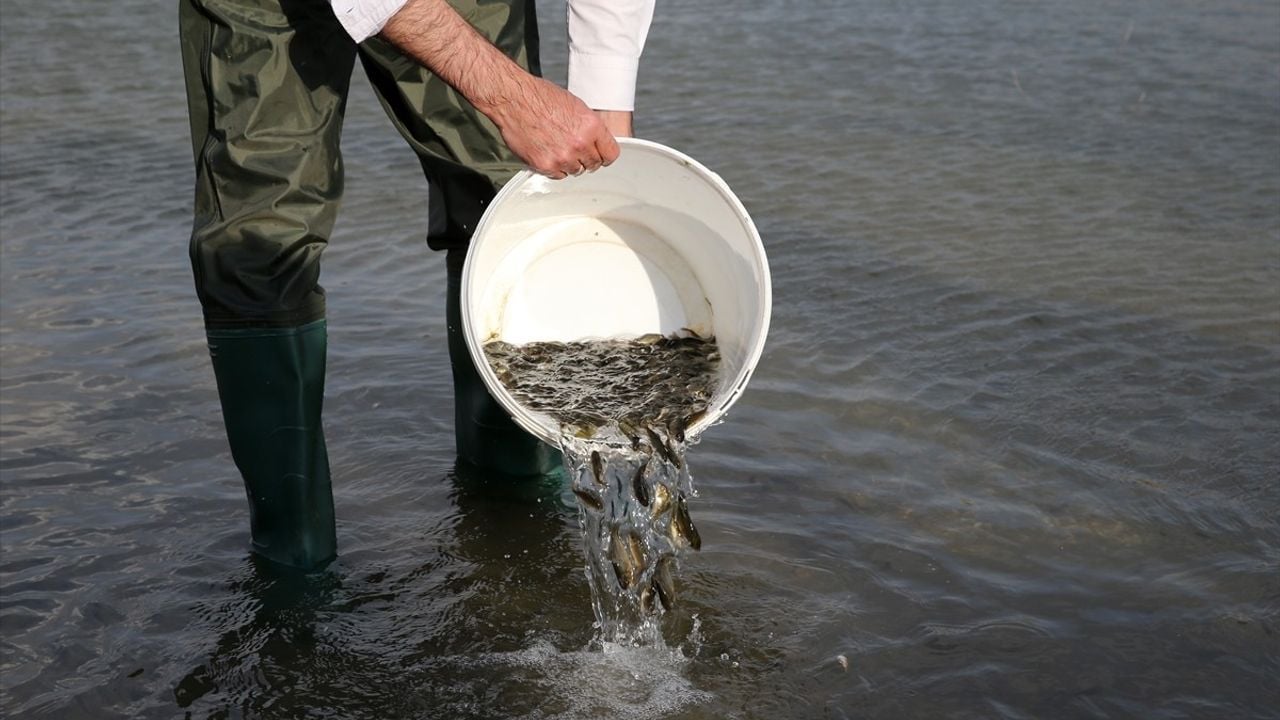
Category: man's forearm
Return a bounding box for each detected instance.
[379,0,526,118]
[378,0,618,177]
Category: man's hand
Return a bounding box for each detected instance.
[481,75,620,179]
[381,0,619,179]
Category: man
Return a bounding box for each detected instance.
[179,0,654,570]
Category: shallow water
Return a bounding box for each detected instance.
[2,1,1279,718]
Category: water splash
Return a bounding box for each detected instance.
[474,638,712,719]
[563,434,700,647]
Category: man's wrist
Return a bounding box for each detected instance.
[594,110,633,138]
[469,69,532,126]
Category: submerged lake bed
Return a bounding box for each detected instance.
[2,0,1278,718]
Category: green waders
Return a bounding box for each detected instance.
[179,0,560,570]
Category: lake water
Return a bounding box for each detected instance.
[2,1,1278,718]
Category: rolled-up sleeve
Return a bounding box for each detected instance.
[567,0,655,111]
[330,0,409,43]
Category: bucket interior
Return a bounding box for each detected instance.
[462,139,771,444]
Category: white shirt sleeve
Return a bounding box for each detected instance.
[330,0,409,43]
[567,0,655,111]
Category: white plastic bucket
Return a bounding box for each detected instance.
[461,138,771,446]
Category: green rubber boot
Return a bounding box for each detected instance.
[206,320,337,570]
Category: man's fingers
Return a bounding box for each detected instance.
[596,132,621,167]
[559,140,603,178]
[493,77,624,179]
[510,91,614,179]
[578,132,606,172]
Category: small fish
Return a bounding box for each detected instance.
[631,458,651,506]
[625,529,648,579]
[650,482,672,518]
[618,417,642,450]
[610,528,642,590]
[671,496,702,551]
[572,486,604,512]
[590,450,605,486]
[640,583,658,614]
[653,555,676,611]
[645,426,683,469]
[667,414,688,444]
[636,333,665,345]
[647,580,670,613]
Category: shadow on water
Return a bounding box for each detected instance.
[169,465,581,719]
[171,556,346,714]
[168,462,719,719]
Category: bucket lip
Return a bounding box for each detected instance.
[461,137,772,446]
